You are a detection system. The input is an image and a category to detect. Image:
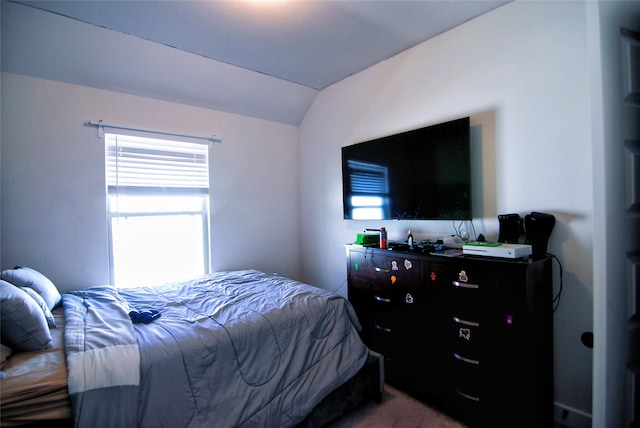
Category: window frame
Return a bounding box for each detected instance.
[105,132,211,287]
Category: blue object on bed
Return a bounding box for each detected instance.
[128,309,161,324]
[62,270,369,428]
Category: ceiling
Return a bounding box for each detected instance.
[16,0,509,91]
[4,0,510,124]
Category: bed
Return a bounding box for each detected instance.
[1,268,383,427]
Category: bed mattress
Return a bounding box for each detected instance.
[1,309,71,426]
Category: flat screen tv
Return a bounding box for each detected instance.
[342,117,471,220]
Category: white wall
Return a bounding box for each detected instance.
[299,1,594,422]
[0,73,301,291]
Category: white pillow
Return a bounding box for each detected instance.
[20,286,57,329]
[1,343,13,364]
[0,280,53,351]
[1,266,62,310]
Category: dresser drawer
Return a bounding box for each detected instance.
[448,386,481,427]
[451,351,481,403]
[449,266,483,321]
[450,315,481,360]
[349,249,422,286]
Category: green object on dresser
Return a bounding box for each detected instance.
[354,233,380,247]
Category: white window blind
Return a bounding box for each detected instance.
[347,160,389,194]
[106,134,209,195]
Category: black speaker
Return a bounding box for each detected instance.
[524,212,555,259]
[498,213,524,244]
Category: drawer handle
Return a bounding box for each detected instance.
[374,266,391,273]
[457,390,480,402]
[452,280,479,289]
[453,316,480,327]
[374,295,391,303]
[374,323,391,333]
[453,352,479,365]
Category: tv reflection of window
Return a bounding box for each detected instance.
[347,160,390,220]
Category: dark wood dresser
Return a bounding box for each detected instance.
[345,245,553,427]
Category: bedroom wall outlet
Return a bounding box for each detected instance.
[553,402,592,428]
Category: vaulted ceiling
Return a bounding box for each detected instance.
[2,1,510,124]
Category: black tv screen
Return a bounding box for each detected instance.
[342,117,471,220]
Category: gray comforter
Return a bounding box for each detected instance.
[62,270,369,428]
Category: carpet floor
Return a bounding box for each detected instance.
[325,384,466,428]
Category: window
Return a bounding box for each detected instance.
[106,133,210,287]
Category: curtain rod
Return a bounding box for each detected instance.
[86,120,222,144]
